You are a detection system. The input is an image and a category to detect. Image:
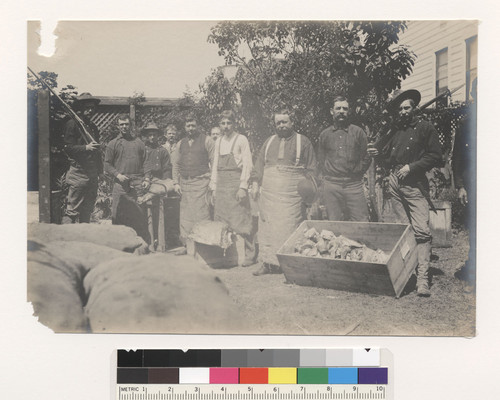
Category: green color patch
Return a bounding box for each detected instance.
[297,368,329,384]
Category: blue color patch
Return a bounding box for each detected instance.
[328,368,358,384]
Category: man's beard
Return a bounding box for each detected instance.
[277,128,292,138]
[398,114,413,127]
[121,130,134,138]
[334,116,348,127]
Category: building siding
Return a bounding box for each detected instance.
[398,21,478,105]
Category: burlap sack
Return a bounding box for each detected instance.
[84,254,245,333]
[28,222,148,253]
[27,241,88,332]
[42,240,133,277]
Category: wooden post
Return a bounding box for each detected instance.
[147,203,154,250]
[158,198,166,252]
[38,90,51,223]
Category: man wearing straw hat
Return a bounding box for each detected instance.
[62,92,102,224]
[368,89,442,296]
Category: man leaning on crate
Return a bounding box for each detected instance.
[367,90,442,297]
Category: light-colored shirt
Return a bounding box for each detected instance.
[162,141,177,155]
[210,131,253,191]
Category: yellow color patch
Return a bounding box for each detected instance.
[268,368,297,384]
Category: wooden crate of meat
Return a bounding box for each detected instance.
[276,220,418,298]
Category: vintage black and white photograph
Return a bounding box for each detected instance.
[27,20,477,336]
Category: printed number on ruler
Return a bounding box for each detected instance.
[117,384,388,400]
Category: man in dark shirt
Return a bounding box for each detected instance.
[318,96,371,221]
[105,114,149,239]
[453,78,477,290]
[62,93,102,224]
[368,90,442,296]
[250,109,317,275]
[140,122,173,249]
[141,122,172,181]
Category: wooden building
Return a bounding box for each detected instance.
[398,21,478,105]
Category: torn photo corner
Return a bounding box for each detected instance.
[27,20,477,336]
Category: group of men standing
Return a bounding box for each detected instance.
[62,89,445,297]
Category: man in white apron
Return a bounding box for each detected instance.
[172,114,215,253]
[249,109,317,275]
[210,110,256,265]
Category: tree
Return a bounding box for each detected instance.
[204,21,415,148]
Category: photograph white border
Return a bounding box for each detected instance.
[2,1,499,399]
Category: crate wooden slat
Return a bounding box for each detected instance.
[277,220,418,298]
[429,200,452,248]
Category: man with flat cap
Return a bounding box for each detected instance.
[62,92,102,224]
[368,89,442,297]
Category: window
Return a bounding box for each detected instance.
[435,48,448,106]
[466,36,478,102]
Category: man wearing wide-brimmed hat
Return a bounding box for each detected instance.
[368,89,442,297]
[141,121,172,181]
[62,92,102,224]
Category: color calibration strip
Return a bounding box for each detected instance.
[117,349,387,384]
[118,366,387,385]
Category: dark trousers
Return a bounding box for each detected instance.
[112,181,150,243]
[164,196,181,248]
[321,179,369,221]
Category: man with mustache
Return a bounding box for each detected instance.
[250,109,317,276]
[62,93,103,224]
[368,90,442,297]
[318,96,371,222]
[172,114,215,253]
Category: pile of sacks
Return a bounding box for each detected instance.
[27,222,245,333]
[294,227,390,264]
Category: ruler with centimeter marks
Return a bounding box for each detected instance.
[115,349,393,400]
[117,384,388,400]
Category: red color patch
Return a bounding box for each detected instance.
[239,368,268,384]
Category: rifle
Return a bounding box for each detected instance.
[373,83,466,149]
[28,67,97,144]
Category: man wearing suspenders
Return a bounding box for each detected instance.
[210,110,256,266]
[250,109,317,276]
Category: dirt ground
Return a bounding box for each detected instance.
[207,229,475,337]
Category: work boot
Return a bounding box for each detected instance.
[173,247,187,256]
[253,263,271,276]
[416,242,431,297]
